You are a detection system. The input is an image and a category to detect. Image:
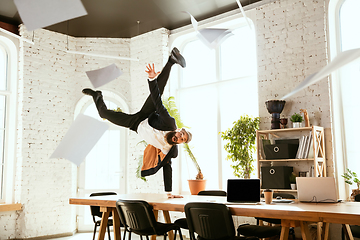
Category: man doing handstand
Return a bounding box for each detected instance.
[82,48,191,198]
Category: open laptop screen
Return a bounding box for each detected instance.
[227,179,261,203]
[296,177,338,203]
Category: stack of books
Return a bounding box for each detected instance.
[295,133,313,159]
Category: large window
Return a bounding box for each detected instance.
[0,36,17,203]
[170,17,258,193]
[75,91,128,230]
[330,0,360,198]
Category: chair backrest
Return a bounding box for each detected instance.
[198,190,227,196]
[116,199,157,235]
[185,202,235,240]
[90,192,117,219]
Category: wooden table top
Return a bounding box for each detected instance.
[69,193,360,225]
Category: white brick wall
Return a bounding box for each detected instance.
[255,0,334,176]
[1,0,337,238]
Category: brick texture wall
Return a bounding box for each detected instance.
[256,0,334,177]
[1,0,336,238]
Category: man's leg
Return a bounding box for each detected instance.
[138,48,186,115]
[82,89,142,131]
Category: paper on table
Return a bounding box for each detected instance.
[184,11,233,49]
[14,0,87,31]
[281,48,360,100]
[86,63,123,88]
[50,114,109,166]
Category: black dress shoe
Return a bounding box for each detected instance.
[170,47,186,68]
[82,88,102,101]
[82,88,96,96]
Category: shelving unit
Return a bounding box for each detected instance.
[257,126,326,192]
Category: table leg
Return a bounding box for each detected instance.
[151,210,159,240]
[98,207,110,240]
[321,222,330,240]
[280,226,290,240]
[112,207,122,240]
[163,210,174,240]
[342,224,354,240]
[317,222,322,240]
[300,221,312,240]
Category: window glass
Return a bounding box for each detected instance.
[338,0,360,178]
[339,0,360,51]
[83,100,122,190]
[0,47,7,91]
[182,40,216,88]
[175,22,258,192]
[221,27,257,80]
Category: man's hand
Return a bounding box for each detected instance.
[167,193,184,199]
[145,63,161,79]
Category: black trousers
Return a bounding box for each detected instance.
[94,58,174,132]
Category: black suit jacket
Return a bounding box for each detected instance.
[140,79,178,192]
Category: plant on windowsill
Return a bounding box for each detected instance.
[220,114,260,179]
[290,112,303,128]
[163,96,205,194]
[341,168,360,201]
[136,96,205,193]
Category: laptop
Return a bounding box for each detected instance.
[296,177,338,203]
[226,179,261,204]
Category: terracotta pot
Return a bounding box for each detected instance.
[188,179,207,195]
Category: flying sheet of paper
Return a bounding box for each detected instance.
[50,114,109,166]
[235,0,252,29]
[281,48,360,100]
[14,0,87,31]
[184,11,233,49]
[86,63,123,88]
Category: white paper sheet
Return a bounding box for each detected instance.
[235,0,252,29]
[86,63,123,88]
[282,48,360,100]
[14,0,87,31]
[50,114,109,166]
[185,11,233,49]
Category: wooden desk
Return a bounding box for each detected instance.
[70,194,360,240]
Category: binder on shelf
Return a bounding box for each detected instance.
[296,136,305,159]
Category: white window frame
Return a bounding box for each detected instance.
[168,11,257,194]
[0,35,18,204]
[328,0,355,200]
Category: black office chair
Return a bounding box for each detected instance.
[116,199,183,240]
[342,194,360,240]
[90,192,117,240]
[237,193,295,240]
[185,202,258,240]
[174,190,227,239]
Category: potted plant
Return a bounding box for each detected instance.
[220,114,260,179]
[342,168,360,201]
[290,112,303,128]
[163,96,205,194]
[136,96,205,194]
[289,172,297,190]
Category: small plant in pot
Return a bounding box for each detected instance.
[341,168,360,201]
[220,114,260,179]
[290,112,304,128]
[289,172,297,190]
